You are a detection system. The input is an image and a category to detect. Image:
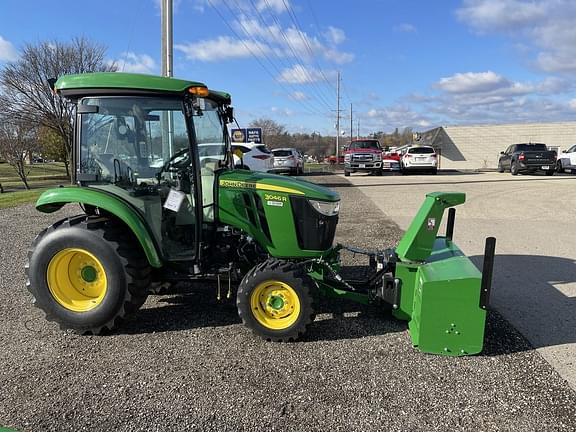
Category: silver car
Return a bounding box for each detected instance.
[271,148,304,175]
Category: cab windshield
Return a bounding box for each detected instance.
[78,96,227,183]
[349,140,381,150]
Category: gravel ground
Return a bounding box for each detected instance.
[0,175,575,432]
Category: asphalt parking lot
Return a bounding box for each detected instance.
[0,173,575,431]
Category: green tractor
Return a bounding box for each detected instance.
[26,72,495,356]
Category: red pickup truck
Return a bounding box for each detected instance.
[343,139,384,176]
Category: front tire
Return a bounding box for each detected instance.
[237,259,315,342]
[545,169,555,176]
[498,161,505,173]
[25,216,151,334]
[344,170,350,177]
[556,160,564,173]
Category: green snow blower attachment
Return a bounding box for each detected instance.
[27,72,495,357]
[309,192,495,356]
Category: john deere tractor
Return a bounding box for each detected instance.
[26,72,495,356]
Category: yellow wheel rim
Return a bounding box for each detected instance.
[250,280,301,330]
[46,248,107,312]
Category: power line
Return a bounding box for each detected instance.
[281,0,337,98]
[261,0,334,109]
[206,0,327,116]
[237,0,333,112]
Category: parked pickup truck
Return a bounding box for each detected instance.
[343,139,384,176]
[498,143,556,176]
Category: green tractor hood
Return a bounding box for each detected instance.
[217,170,340,258]
[218,170,339,202]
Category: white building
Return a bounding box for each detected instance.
[418,122,576,170]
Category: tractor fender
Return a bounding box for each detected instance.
[35,187,162,268]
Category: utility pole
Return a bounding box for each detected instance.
[357,119,360,139]
[350,103,353,144]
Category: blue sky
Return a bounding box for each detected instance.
[1,0,576,135]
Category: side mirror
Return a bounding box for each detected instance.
[500,151,504,155]
[225,106,234,124]
[562,150,567,153]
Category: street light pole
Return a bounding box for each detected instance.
[336,71,340,159]
[161,0,173,77]
[161,0,174,160]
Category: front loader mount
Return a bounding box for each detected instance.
[308,192,496,357]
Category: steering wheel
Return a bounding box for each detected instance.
[158,148,190,176]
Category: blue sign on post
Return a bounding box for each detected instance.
[246,127,263,143]
[230,127,262,143]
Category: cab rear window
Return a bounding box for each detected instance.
[256,145,272,154]
[408,147,435,154]
[273,150,292,157]
[515,144,548,151]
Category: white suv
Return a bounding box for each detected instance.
[232,142,274,172]
[556,144,576,173]
[271,148,304,175]
[401,146,438,174]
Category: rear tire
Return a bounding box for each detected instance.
[25,216,151,334]
[431,168,438,175]
[237,259,315,342]
[510,161,519,176]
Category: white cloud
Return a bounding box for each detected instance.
[436,71,512,93]
[456,0,547,31]
[0,36,18,62]
[394,23,417,33]
[569,99,576,110]
[278,64,324,84]
[114,52,157,74]
[324,26,346,44]
[290,91,307,100]
[271,106,294,116]
[256,0,288,13]
[176,36,271,61]
[196,17,353,64]
[457,0,576,73]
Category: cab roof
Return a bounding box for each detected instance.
[54,72,231,104]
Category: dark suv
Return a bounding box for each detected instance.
[498,143,556,176]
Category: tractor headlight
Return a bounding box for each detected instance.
[308,199,340,216]
[344,153,351,162]
[374,153,382,161]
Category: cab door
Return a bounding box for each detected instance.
[500,145,513,169]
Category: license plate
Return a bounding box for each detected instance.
[359,164,365,168]
[542,165,549,170]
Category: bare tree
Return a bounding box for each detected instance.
[0,37,116,177]
[0,117,38,189]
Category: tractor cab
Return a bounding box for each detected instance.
[59,73,233,263]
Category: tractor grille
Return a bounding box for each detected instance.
[290,197,338,251]
[241,192,271,242]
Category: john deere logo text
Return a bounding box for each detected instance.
[219,180,256,189]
